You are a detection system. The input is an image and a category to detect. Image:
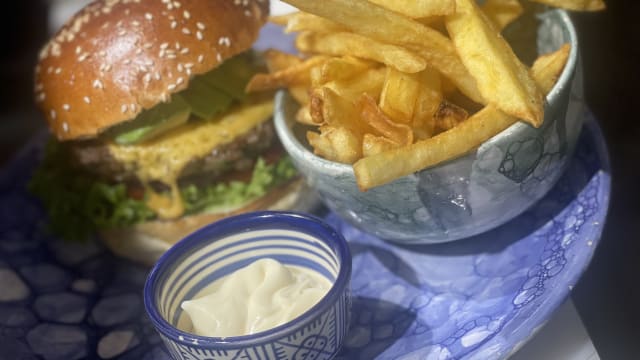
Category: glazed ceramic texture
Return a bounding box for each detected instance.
[274,10,584,243]
[144,212,352,360]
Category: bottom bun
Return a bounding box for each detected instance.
[100,179,319,266]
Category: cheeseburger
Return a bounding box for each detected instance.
[30,0,306,263]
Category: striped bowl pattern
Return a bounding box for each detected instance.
[144,211,352,360]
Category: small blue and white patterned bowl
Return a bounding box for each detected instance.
[144,211,352,360]
[275,9,584,244]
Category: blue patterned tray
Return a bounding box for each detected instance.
[0,111,609,359]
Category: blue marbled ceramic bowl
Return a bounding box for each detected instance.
[144,211,352,360]
[275,9,584,244]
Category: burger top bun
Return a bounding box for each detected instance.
[35,0,269,141]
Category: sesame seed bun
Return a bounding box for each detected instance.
[34,0,269,141]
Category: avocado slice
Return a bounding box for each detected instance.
[180,78,233,120]
[113,95,191,145]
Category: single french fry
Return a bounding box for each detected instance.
[530,43,571,94]
[318,56,375,84]
[353,44,572,190]
[296,31,427,73]
[354,105,514,190]
[295,105,316,125]
[368,0,456,17]
[412,67,443,139]
[324,67,386,103]
[445,0,544,127]
[433,100,469,134]
[288,85,310,105]
[283,0,483,103]
[246,56,328,92]
[362,133,401,157]
[312,87,371,135]
[283,12,347,33]
[357,94,413,146]
[379,67,422,123]
[262,49,302,72]
[482,0,524,31]
[528,0,605,11]
[308,126,362,164]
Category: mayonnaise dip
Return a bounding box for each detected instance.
[180,258,332,337]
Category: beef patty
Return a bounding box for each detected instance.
[66,120,276,185]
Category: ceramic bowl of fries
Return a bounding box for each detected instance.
[256,0,598,243]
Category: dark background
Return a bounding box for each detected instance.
[0,1,638,358]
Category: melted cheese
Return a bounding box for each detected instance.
[108,99,274,219]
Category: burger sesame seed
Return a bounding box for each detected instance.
[155,73,161,80]
[243,0,249,6]
[198,54,204,63]
[167,3,173,10]
[196,22,205,30]
[167,53,177,59]
[177,63,184,72]
[47,67,53,74]
[121,104,128,113]
[84,96,91,104]
[118,29,126,36]
[184,63,193,68]
[35,83,44,91]
[216,53,222,62]
[130,104,136,112]
[93,79,104,89]
[105,64,112,71]
[196,31,203,40]
[168,84,176,91]
[234,0,241,5]
[135,48,143,55]
[145,60,154,66]
[62,122,69,132]
[63,104,70,111]
[176,77,184,85]
[160,42,169,49]
[180,48,189,55]
[175,42,181,49]
[99,50,107,57]
[139,65,148,72]
[132,20,140,27]
[171,21,177,29]
[145,13,153,21]
[124,59,132,65]
[50,109,57,120]
[55,67,62,74]
[182,28,191,35]
[37,93,46,102]
[75,46,82,55]
[144,43,153,49]
[183,10,190,19]
[173,1,181,8]
[125,9,131,16]
[162,0,169,3]
[244,10,252,16]
[144,73,152,83]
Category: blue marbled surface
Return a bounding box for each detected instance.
[0,113,609,359]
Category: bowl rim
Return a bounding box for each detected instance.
[143,211,352,348]
[274,9,578,176]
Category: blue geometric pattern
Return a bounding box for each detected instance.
[0,113,609,359]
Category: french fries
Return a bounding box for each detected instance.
[283,0,484,103]
[529,0,605,11]
[354,44,572,190]
[249,0,595,190]
[296,32,426,73]
[368,0,456,18]
[445,0,544,127]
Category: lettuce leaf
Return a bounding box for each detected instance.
[28,140,297,241]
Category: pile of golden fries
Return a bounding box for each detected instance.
[247,0,604,190]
